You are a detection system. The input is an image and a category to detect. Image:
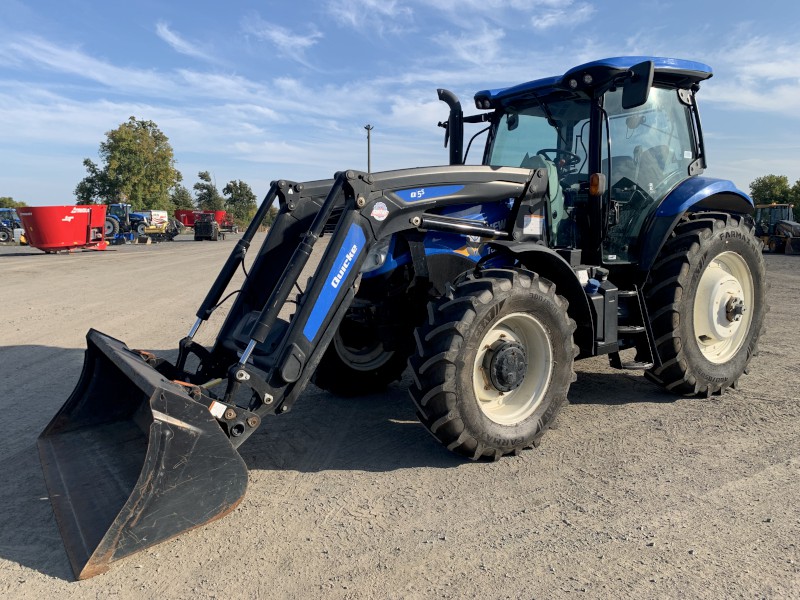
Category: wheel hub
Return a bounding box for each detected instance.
[702,271,744,340]
[483,340,527,392]
[725,296,746,322]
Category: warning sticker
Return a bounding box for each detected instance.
[523,214,544,236]
[209,401,227,419]
[370,201,389,222]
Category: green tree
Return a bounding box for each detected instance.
[0,197,27,208]
[171,183,195,210]
[222,180,257,225]
[264,204,279,227]
[193,171,225,211]
[790,179,800,221]
[74,116,180,210]
[749,174,790,206]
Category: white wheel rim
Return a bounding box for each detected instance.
[472,312,553,425]
[693,251,754,364]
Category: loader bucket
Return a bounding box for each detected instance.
[38,329,248,580]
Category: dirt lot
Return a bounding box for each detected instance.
[0,235,797,599]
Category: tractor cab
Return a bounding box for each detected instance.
[462,57,713,266]
[108,202,133,224]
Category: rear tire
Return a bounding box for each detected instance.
[409,268,576,460]
[313,312,413,397]
[0,227,11,243]
[645,213,766,395]
[104,218,119,237]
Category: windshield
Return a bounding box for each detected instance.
[486,96,591,176]
[486,96,591,247]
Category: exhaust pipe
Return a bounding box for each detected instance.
[437,89,464,165]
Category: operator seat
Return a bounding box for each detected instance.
[520,152,570,246]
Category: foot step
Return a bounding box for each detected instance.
[609,352,654,370]
[618,325,645,334]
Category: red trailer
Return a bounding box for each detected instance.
[174,209,199,227]
[174,209,237,232]
[18,205,108,253]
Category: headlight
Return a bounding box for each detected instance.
[360,237,392,273]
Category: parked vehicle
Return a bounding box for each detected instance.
[0,207,25,244]
[175,209,238,233]
[754,203,800,253]
[39,57,766,579]
[18,205,107,252]
[193,212,222,241]
[104,203,148,237]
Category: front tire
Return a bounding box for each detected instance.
[645,213,766,395]
[409,268,576,460]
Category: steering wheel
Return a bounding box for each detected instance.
[536,149,581,173]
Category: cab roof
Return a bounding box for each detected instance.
[474,56,713,108]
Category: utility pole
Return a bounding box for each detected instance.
[364,124,373,173]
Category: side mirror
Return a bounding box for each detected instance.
[622,61,654,109]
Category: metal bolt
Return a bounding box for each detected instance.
[280,406,289,413]
[263,393,274,405]
[411,216,422,227]
[224,408,237,420]
[235,370,250,381]
[246,416,260,428]
[356,196,366,208]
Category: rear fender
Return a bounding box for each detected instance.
[638,177,754,272]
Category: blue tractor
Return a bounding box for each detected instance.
[104,202,148,239]
[39,57,766,578]
[0,207,24,243]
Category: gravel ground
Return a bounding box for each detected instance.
[0,234,797,599]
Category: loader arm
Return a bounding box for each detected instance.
[206,165,548,420]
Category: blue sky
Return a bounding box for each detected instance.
[1,0,799,206]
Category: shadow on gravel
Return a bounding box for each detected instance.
[0,444,75,580]
[0,341,683,580]
[568,367,678,405]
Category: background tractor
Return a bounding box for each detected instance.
[104,202,148,239]
[0,207,25,244]
[193,211,223,240]
[754,203,800,254]
[38,56,766,579]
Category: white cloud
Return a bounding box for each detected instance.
[531,1,595,30]
[700,35,800,118]
[0,35,179,96]
[435,25,506,67]
[155,22,215,62]
[326,0,413,35]
[241,17,323,68]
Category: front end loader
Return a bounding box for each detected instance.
[40,57,767,579]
